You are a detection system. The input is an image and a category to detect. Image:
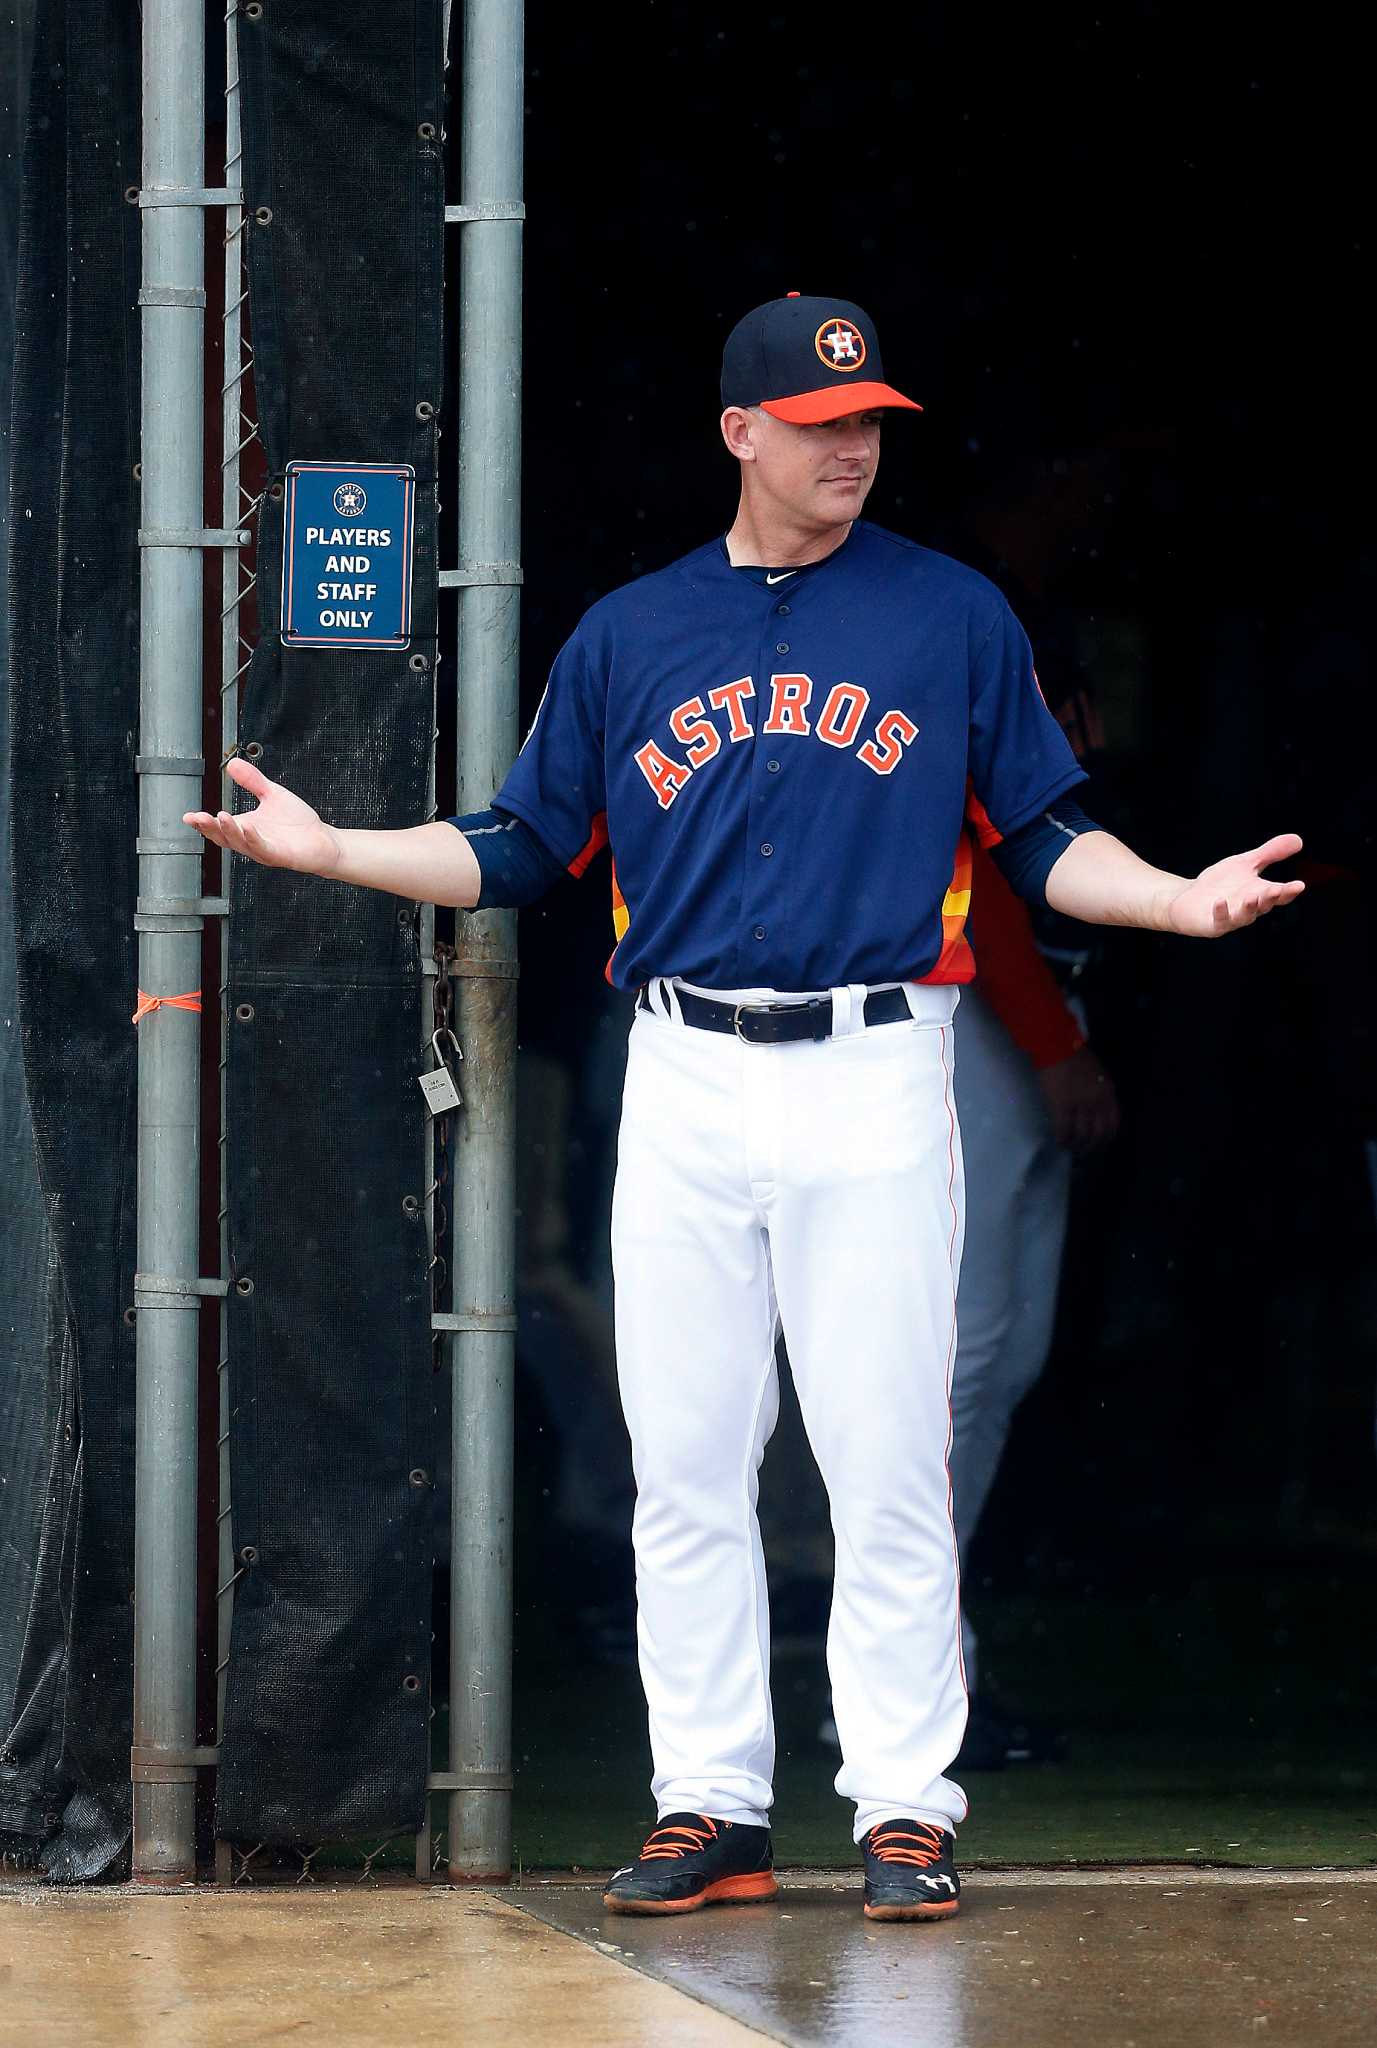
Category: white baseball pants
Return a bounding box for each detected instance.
[611,982,969,1842]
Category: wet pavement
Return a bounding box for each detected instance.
[1,1868,1372,2045]
[506,1868,1377,2047]
[0,1882,755,2045]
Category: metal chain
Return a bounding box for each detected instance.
[430,944,457,1310]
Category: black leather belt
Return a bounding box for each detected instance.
[638,985,911,1044]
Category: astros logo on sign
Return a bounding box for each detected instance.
[333,480,368,517]
[815,318,866,372]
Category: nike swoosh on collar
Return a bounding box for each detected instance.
[764,571,798,585]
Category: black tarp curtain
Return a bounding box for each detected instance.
[3,0,446,1872]
[219,0,443,1845]
[3,0,142,1883]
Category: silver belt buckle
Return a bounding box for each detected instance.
[732,1002,752,1041]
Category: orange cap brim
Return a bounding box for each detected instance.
[758,381,922,424]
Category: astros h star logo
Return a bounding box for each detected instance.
[815,317,866,371]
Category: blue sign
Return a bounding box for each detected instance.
[281,461,416,650]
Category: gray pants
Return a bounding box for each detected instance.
[950,989,1072,1692]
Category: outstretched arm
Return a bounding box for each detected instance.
[185,756,482,908]
[1045,828,1304,937]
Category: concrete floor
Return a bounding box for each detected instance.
[0,1883,753,2047]
[2,1868,1374,2047]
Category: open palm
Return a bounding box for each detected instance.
[184,756,341,875]
[1167,834,1305,937]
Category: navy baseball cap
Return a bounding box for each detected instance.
[721,293,922,423]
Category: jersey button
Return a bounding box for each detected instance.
[775,641,790,654]
[776,603,791,615]
[752,925,766,941]
[766,758,781,774]
[760,842,774,857]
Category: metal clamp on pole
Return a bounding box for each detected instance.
[443,202,526,223]
[439,562,523,588]
[427,1770,515,1792]
[136,186,242,208]
[139,527,252,548]
[131,1745,219,1785]
[139,285,208,308]
[136,895,230,919]
[135,1274,232,1308]
[448,958,519,978]
[137,835,206,857]
[136,755,205,777]
[432,1311,518,1334]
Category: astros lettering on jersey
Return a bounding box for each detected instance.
[492,520,1086,993]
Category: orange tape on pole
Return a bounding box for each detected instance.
[132,989,203,1026]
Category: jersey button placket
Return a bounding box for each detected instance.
[739,595,792,979]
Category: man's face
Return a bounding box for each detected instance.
[727,407,883,530]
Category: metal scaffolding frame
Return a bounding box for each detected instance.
[131,0,523,1882]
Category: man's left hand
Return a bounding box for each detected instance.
[1165,834,1305,937]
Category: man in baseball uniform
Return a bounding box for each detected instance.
[187,293,1303,1923]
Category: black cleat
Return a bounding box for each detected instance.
[861,1819,961,1921]
[602,1812,779,1915]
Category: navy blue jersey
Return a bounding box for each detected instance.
[490,521,1086,991]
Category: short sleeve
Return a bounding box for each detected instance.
[490,627,608,873]
[968,603,1087,841]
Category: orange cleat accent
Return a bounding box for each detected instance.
[602,1869,780,1915]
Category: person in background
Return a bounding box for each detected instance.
[949,835,1118,1768]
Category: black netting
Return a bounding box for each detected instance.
[3,0,142,1882]
[0,0,47,1866]
[217,1,444,1844]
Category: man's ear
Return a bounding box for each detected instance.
[720,406,757,463]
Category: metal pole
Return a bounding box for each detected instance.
[132,0,206,1882]
[447,0,523,1885]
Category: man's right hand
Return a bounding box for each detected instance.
[1037,1044,1120,1156]
[184,756,342,876]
